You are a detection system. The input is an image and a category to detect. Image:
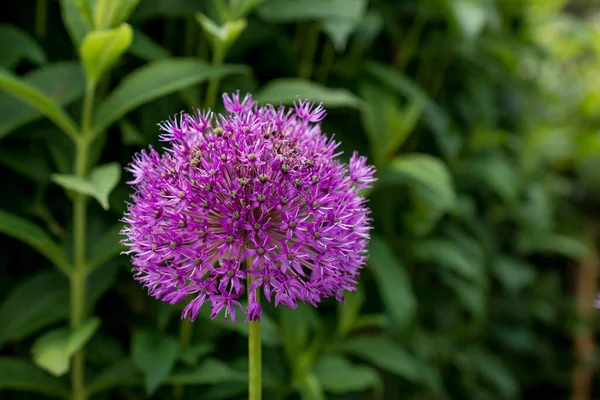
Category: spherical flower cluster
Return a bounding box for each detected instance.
[121,92,376,323]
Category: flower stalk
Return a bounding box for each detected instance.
[247,257,261,400]
[70,81,96,400]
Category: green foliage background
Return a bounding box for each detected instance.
[1,0,600,399]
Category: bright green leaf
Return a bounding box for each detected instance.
[94,0,140,30]
[0,68,79,140]
[0,210,70,273]
[0,357,69,398]
[132,331,180,395]
[337,336,424,382]
[313,354,380,394]
[368,236,416,330]
[81,24,133,84]
[52,162,121,210]
[0,270,69,348]
[93,59,248,133]
[256,79,361,108]
[0,24,46,68]
[31,317,101,376]
[196,14,248,57]
[168,358,244,385]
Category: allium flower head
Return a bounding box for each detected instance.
[121,92,376,323]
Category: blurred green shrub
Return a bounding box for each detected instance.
[0,0,599,399]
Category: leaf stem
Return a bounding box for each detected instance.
[247,258,261,400]
[298,23,320,80]
[35,0,47,39]
[204,47,224,109]
[70,82,96,400]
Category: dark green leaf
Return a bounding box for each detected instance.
[88,359,143,394]
[0,270,69,348]
[132,331,180,395]
[256,79,361,108]
[88,224,124,270]
[0,210,70,273]
[313,354,380,394]
[368,236,416,330]
[168,358,244,385]
[337,336,424,382]
[0,24,46,68]
[0,357,69,398]
[94,59,248,133]
[129,29,171,61]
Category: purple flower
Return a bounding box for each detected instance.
[121,92,376,323]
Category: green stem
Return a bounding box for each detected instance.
[35,0,47,39]
[316,39,335,84]
[298,23,320,80]
[204,47,224,109]
[70,82,95,400]
[247,258,261,400]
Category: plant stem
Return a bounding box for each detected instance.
[298,23,320,80]
[35,0,47,39]
[204,47,224,109]
[70,82,95,400]
[316,39,335,84]
[247,258,261,400]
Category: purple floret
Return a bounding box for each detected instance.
[121,92,376,323]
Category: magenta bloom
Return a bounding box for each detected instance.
[121,92,376,323]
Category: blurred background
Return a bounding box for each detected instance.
[1,0,600,399]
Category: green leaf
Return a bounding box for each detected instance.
[31,317,101,376]
[337,287,365,336]
[379,154,456,209]
[196,14,248,57]
[413,238,483,283]
[0,24,46,68]
[0,62,84,139]
[168,358,244,385]
[517,232,589,260]
[313,354,380,394]
[0,209,70,273]
[337,336,424,382]
[491,257,536,294]
[88,224,124,269]
[0,357,69,398]
[179,343,215,367]
[296,373,326,400]
[467,154,519,203]
[88,359,143,394]
[59,0,90,48]
[0,146,52,183]
[132,331,180,395]
[256,79,361,108]
[0,270,69,348]
[52,162,121,210]
[81,24,133,84]
[129,29,171,61]
[0,68,79,140]
[359,82,423,165]
[365,62,453,158]
[437,0,488,41]
[94,0,140,30]
[93,59,248,133]
[368,236,416,330]
[257,0,367,51]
